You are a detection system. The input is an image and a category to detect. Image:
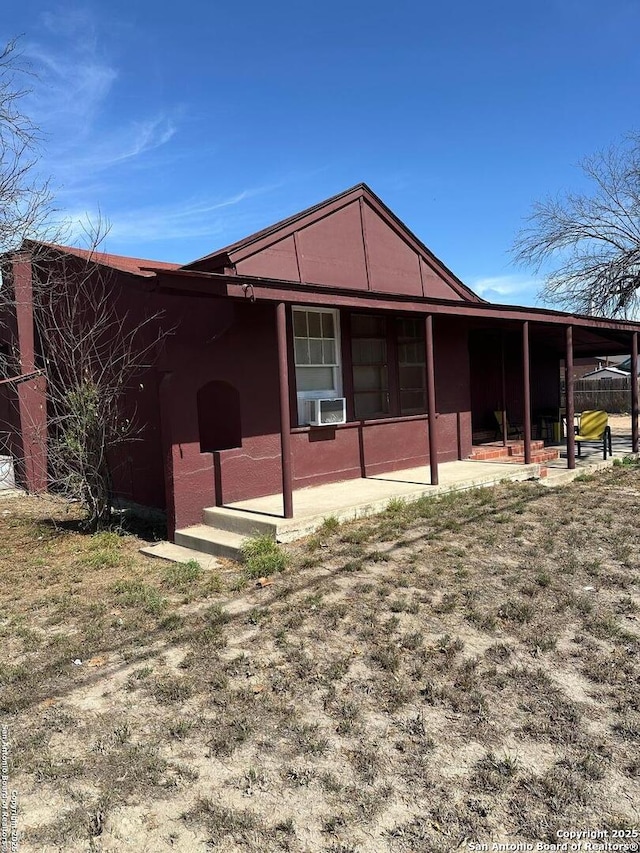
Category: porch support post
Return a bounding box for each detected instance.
[276,302,293,518]
[565,325,576,470]
[632,331,639,454]
[12,254,47,493]
[500,332,508,446]
[425,314,439,486]
[522,321,532,464]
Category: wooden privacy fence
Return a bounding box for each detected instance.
[561,376,637,413]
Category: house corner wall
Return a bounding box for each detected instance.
[11,256,47,492]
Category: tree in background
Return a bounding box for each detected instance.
[513,134,640,318]
[0,39,167,530]
[25,237,167,529]
[0,38,53,252]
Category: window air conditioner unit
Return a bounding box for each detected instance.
[305,397,347,426]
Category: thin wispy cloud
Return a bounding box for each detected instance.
[26,43,117,129]
[471,274,544,306]
[25,7,118,130]
[6,6,291,260]
[59,184,280,250]
[21,8,179,196]
[52,116,178,183]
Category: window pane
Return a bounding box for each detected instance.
[352,338,386,364]
[398,317,420,339]
[353,365,386,392]
[369,340,386,363]
[352,314,385,337]
[297,366,334,391]
[400,390,426,413]
[351,340,365,363]
[322,312,334,338]
[399,342,422,364]
[309,339,323,365]
[354,391,388,419]
[397,318,425,415]
[308,312,322,338]
[293,311,307,337]
[351,313,388,420]
[322,339,336,365]
[294,338,310,365]
[399,365,424,389]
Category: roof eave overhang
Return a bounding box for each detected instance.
[180,184,482,303]
[144,267,640,335]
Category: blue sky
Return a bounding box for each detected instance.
[3,0,640,306]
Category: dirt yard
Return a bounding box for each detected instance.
[606,414,632,436]
[0,461,638,852]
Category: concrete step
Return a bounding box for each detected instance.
[174,524,247,561]
[540,468,589,487]
[140,541,222,570]
[470,442,555,462]
[507,449,561,464]
[202,506,278,537]
[540,456,617,487]
[469,447,512,461]
[505,441,544,455]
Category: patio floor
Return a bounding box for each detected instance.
[149,416,637,562]
[220,424,636,541]
[220,459,541,542]
[543,417,634,479]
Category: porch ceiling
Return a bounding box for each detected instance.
[467,316,632,357]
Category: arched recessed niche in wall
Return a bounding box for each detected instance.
[197,380,242,452]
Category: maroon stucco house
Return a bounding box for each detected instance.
[1,184,639,538]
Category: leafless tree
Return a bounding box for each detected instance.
[0,38,53,252]
[1,228,168,530]
[0,39,167,530]
[513,134,640,318]
[39,237,166,529]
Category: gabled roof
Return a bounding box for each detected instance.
[182,183,482,303]
[582,366,630,379]
[25,241,180,278]
[614,356,637,374]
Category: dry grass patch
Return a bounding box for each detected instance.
[1,467,639,850]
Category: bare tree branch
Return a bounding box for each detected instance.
[0,37,54,253]
[512,134,640,318]
[0,37,159,529]
[1,223,170,530]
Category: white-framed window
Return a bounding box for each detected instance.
[293,306,342,424]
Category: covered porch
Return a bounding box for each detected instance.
[544,414,635,480]
[154,265,640,534]
[228,415,636,529]
[273,298,640,516]
[169,456,541,557]
[164,419,635,560]
[468,316,640,466]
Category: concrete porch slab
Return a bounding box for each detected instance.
[215,459,542,543]
[151,419,638,562]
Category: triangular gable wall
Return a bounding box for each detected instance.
[187,186,481,303]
